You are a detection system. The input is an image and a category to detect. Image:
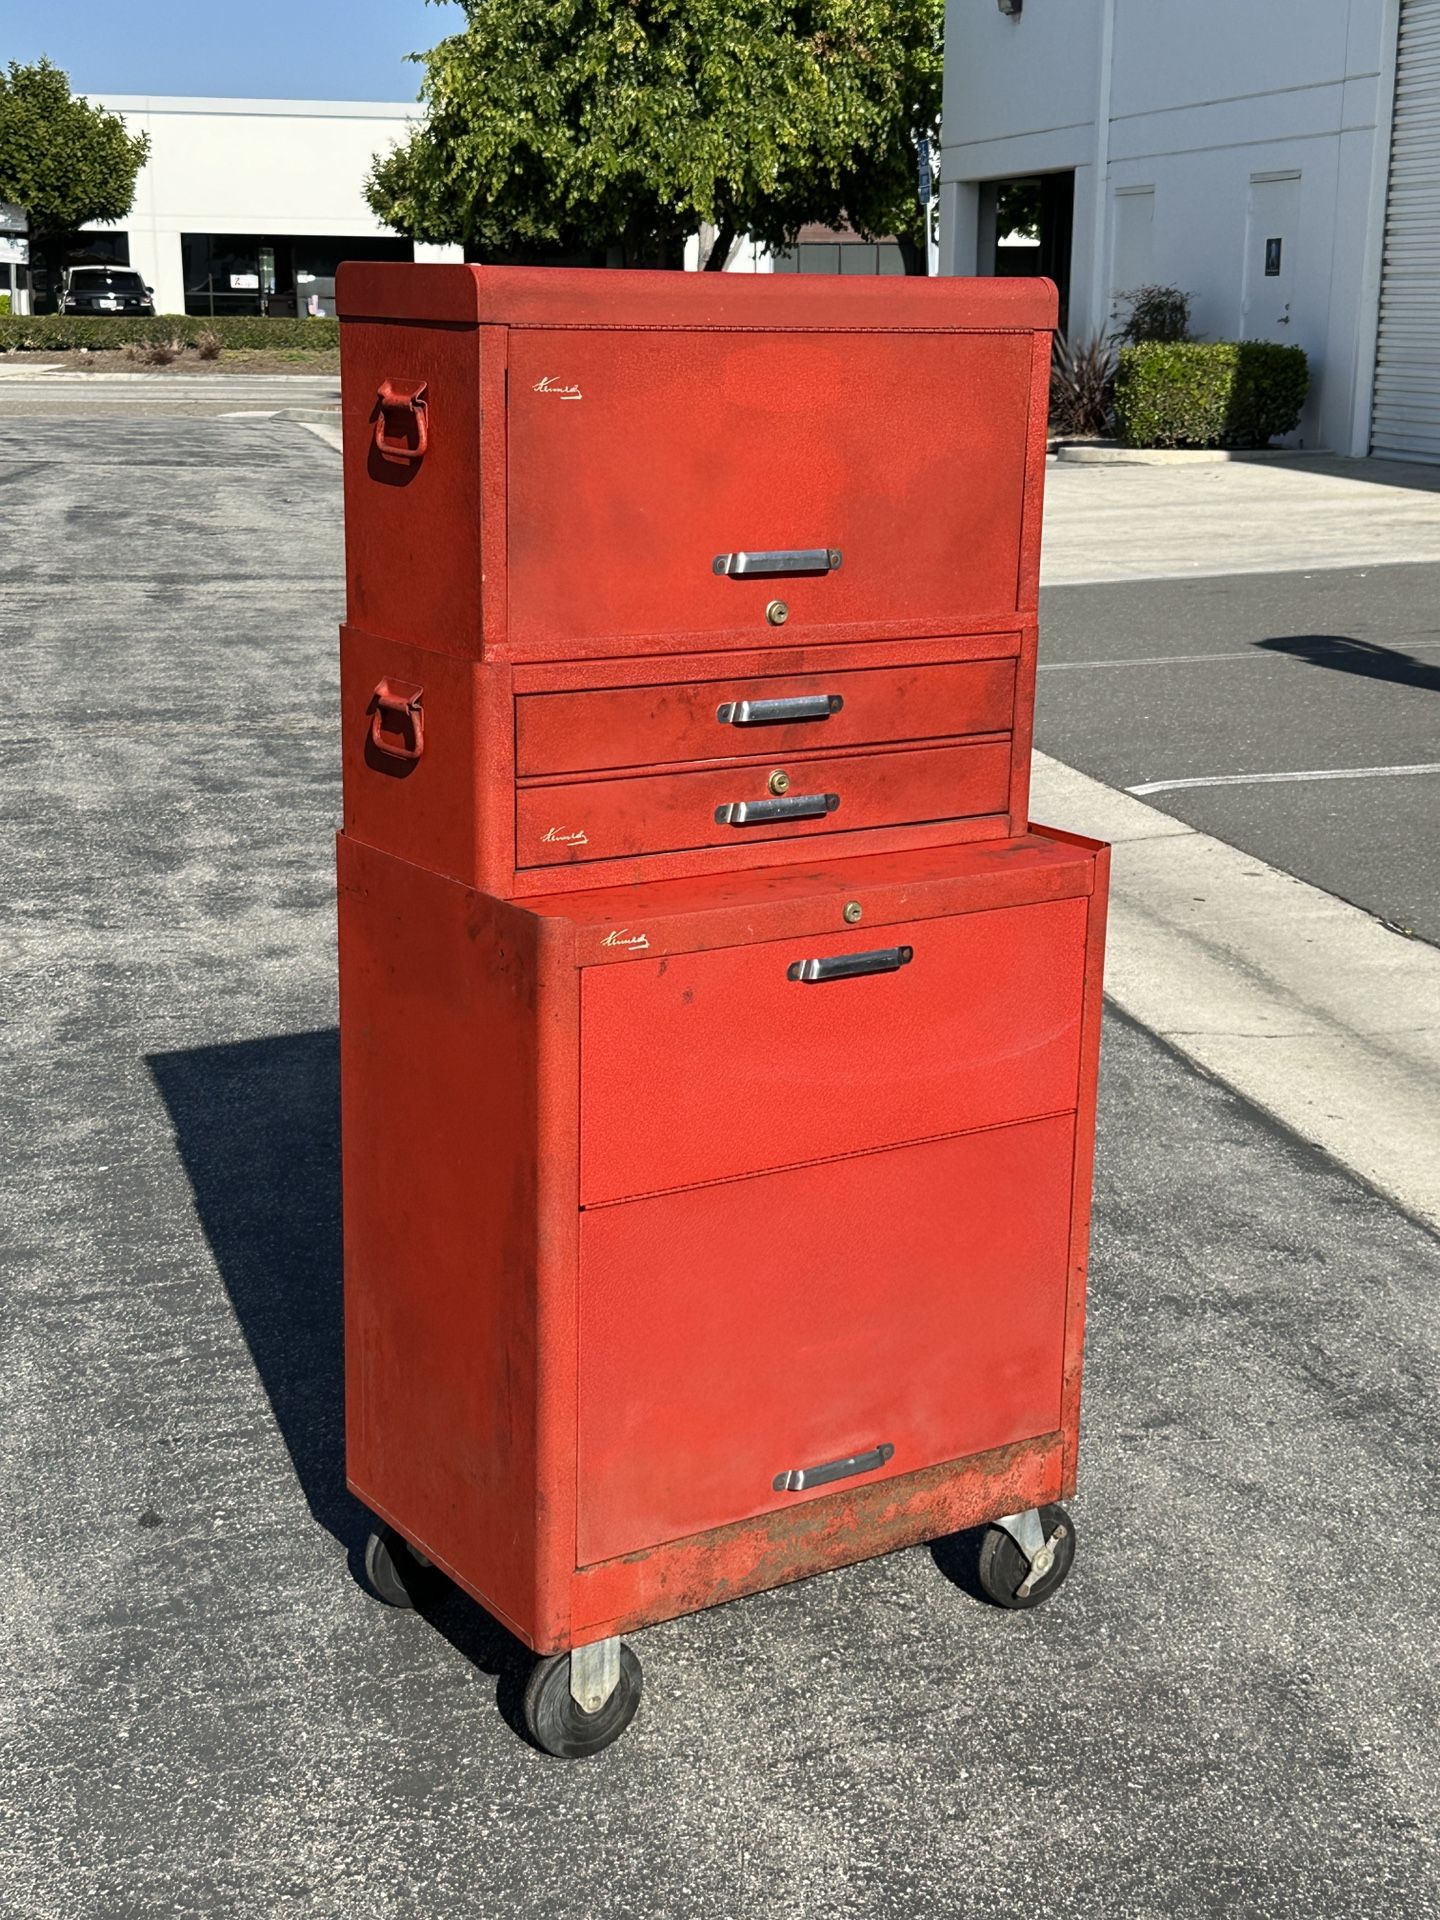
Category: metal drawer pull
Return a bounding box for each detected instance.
[787,946,913,983]
[715,791,840,826]
[716,693,844,726]
[712,548,842,577]
[774,1443,894,1494]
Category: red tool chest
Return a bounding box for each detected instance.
[335,264,1108,1758]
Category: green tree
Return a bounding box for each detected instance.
[0,59,151,307]
[368,0,942,273]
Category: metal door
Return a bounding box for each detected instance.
[1241,174,1300,343]
[1110,187,1155,326]
[1371,0,1440,462]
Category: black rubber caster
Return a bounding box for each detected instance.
[977,1503,1076,1610]
[523,1644,643,1758]
[363,1523,441,1609]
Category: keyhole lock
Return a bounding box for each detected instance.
[768,769,791,796]
[766,599,789,626]
[843,901,863,925]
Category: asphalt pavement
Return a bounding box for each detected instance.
[4,416,1439,1918]
[1038,563,1440,944]
[0,367,340,416]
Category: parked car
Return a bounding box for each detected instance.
[60,267,155,317]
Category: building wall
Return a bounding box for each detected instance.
[939,0,1401,453]
[85,96,461,314]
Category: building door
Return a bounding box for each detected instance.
[1371,0,1440,463]
[1110,187,1155,326]
[1241,173,1300,343]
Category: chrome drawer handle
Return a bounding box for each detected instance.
[716,693,844,726]
[787,946,913,982]
[774,1442,894,1493]
[712,548,842,577]
[714,791,840,826]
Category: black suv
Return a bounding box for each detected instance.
[60,267,156,316]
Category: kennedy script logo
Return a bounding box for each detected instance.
[541,826,588,845]
[533,375,582,401]
[601,930,650,950]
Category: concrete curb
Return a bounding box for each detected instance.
[1051,442,1317,465]
[1032,750,1440,1232]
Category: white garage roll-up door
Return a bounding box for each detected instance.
[1372,0,1440,461]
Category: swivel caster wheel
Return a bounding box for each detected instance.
[523,1638,643,1758]
[363,1523,442,1610]
[978,1503,1076,1610]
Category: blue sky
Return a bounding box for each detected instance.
[6,1,465,103]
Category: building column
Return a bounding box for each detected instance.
[128,229,184,316]
[938,178,980,277]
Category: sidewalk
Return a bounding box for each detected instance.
[1043,450,1440,585]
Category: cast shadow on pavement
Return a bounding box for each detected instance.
[146,1029,534,1729]
[1254,632,1440,693]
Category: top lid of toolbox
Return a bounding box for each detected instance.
[335,262,1059,333]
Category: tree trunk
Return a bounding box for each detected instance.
[897,233,929,277]
[703,224,736,272]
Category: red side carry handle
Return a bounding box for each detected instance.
[367,678,425,763]
[373,379,429,464]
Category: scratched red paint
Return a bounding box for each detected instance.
[334,265,1108,1655]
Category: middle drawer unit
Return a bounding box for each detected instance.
[339,626,1033,897]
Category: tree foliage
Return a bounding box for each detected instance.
[0,59,150,237]
[368,0,942,270]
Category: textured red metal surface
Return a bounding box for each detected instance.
[336,266,1056,900]
[571,1433,1064,1642]
[338,835,579,1650]
[505,328,1032,651]
[579,894,1088,1203]
[515,655,1017,778]
[337,259,1059,332]
[577,1117,1076,1563]
[338,827,1106,1650]
[518,738,1011,870]
[335,267,1107,1665]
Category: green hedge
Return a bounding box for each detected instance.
[1114,341,1309,448]
[0,313,340,352]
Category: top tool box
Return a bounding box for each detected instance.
[335,264,1108,1757]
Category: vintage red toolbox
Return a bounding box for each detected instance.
[334,265,1108,1759]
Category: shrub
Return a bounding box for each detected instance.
[124,337,184,366]
[1117,284,1193,344]
[194,328,223,361]
[0,313,340,352]
[1114,341,1309,448]
[0,293,10,315]
[1050,330,1117,438]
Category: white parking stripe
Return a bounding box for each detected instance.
[1127,763,1440,796]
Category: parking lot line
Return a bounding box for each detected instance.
[1127,763,1440,795]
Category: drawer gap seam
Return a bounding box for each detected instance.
[578,1105,1081,1212]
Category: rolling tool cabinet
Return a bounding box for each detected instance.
[334,263,1109,1757]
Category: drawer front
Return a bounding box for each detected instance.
[580,895,1088,1203]
[519,739,1010,869]
[578,1117,1075,1564]
[508,329,1035,652]
[516,656,1017,777]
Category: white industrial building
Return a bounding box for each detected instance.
[12,96,464,318]
[11,94,803,317]
[938,0,1440,461]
